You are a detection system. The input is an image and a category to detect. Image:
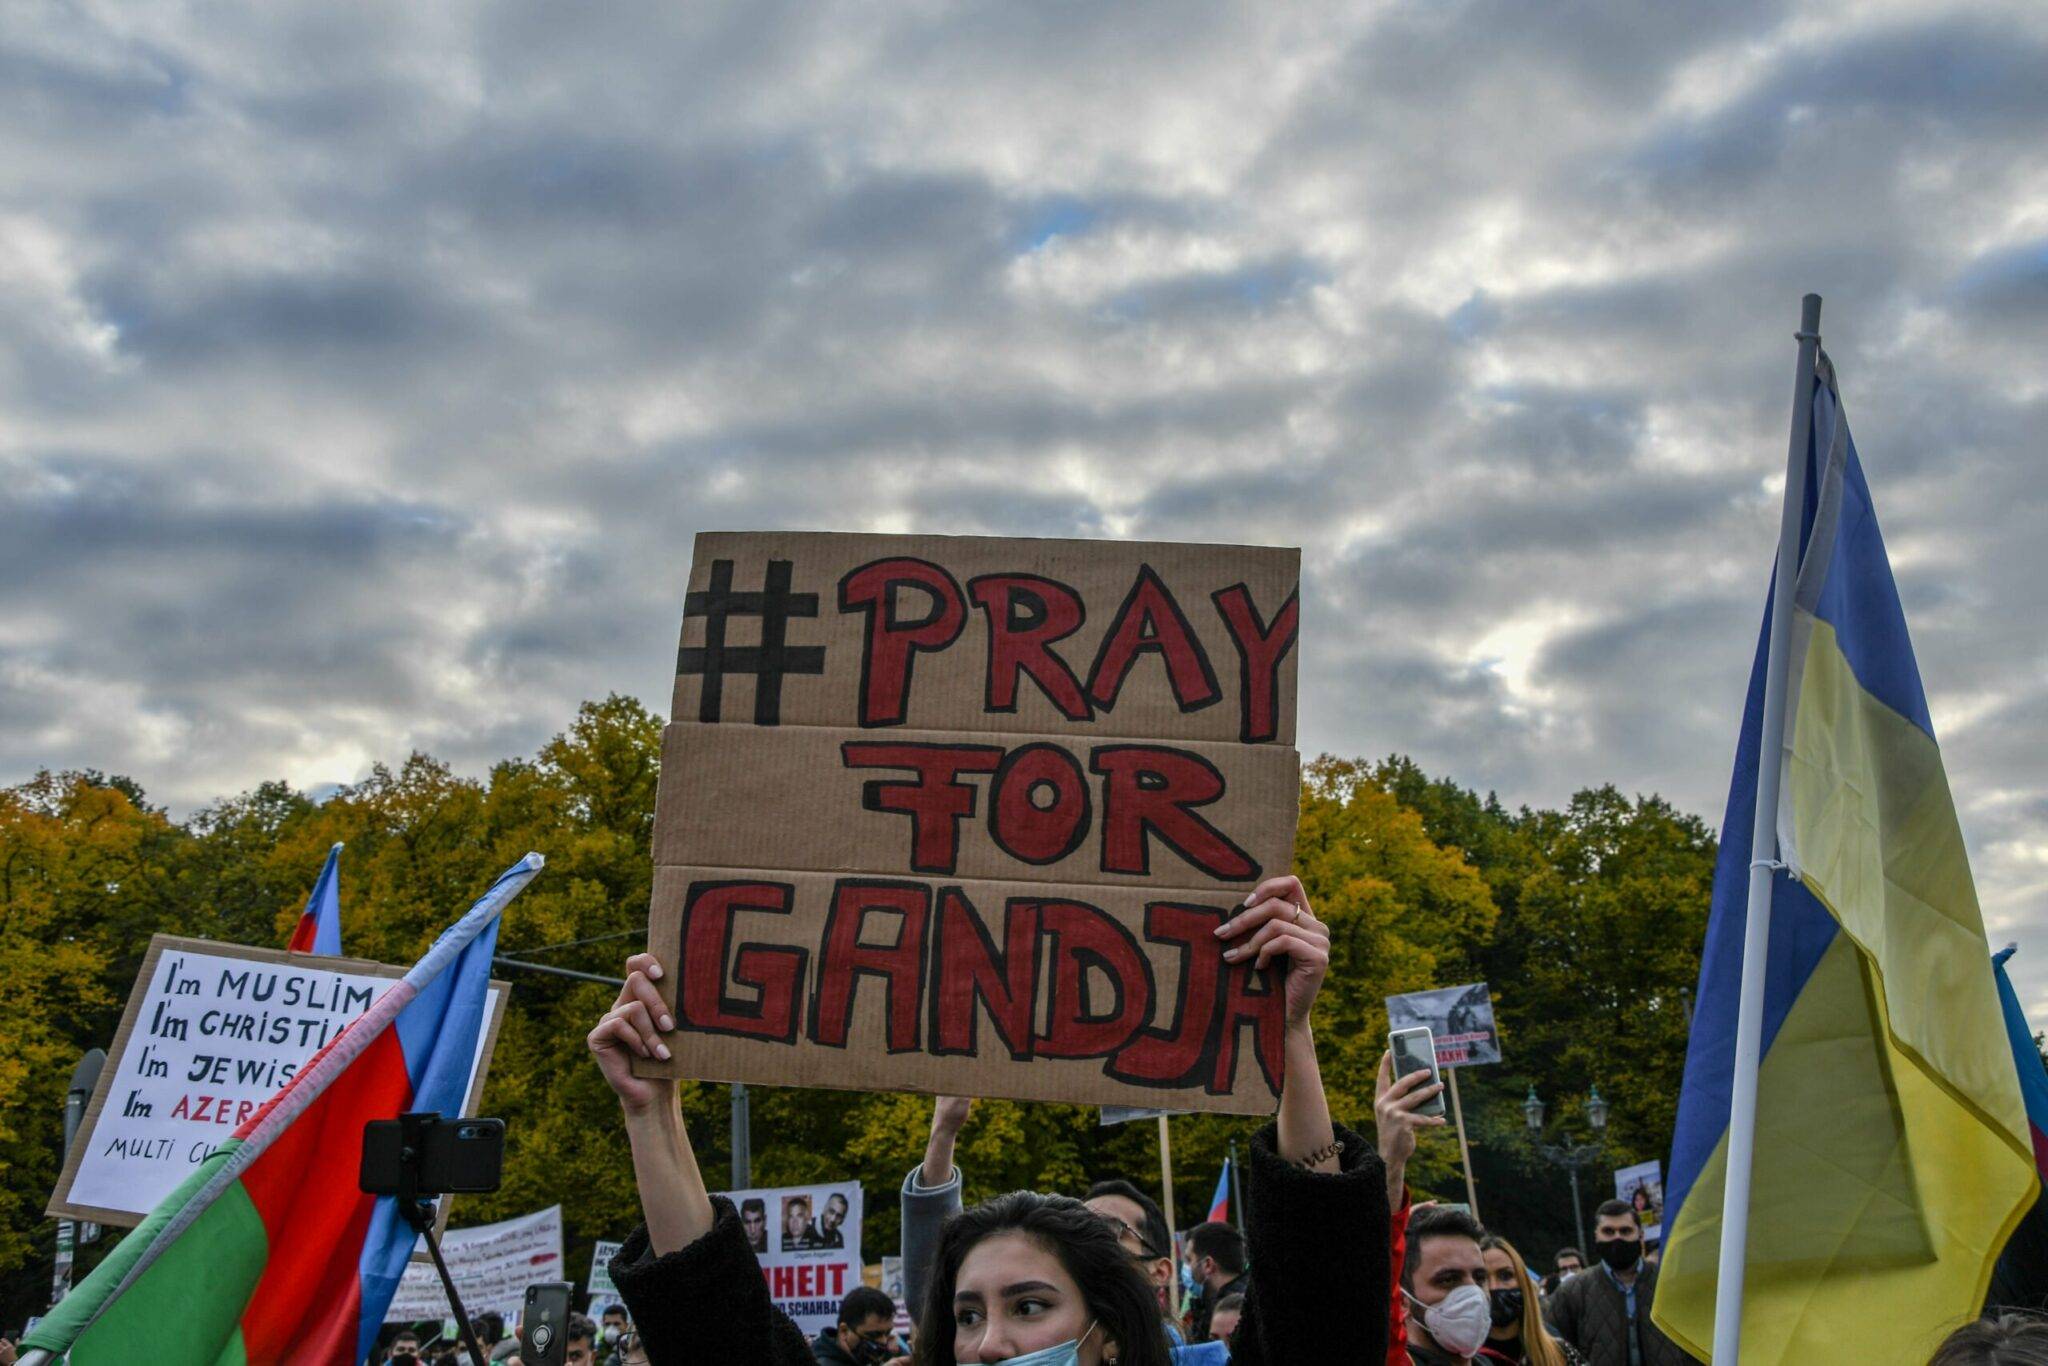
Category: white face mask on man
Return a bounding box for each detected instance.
[1406,1283,1493,1358]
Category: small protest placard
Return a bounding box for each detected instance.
[1614,1159,1665,1242]
[383,1205,564,1321]
[47,935,506,1227]
[638,532,1302,1114]
[587,1239,625,1312]
[1385,982,1501,1067]
[722,1180,864,1337]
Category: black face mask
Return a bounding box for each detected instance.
[1489,1286,1525,1328]
[850,1339,893,1366]
[1597,1237,1642,1272]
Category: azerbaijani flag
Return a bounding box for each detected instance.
[287,842,345,956]
[1654,356,2035,1362]
[1207,1157,1231,1225]
[24,853,541,1366]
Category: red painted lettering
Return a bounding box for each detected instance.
[1109,903,1227,1086]
[988,743,1091,865]
[679,881,807,1043]
[842,742,1004,874]
[1092,745,1258,880]
[969,573,1091,720]
[929,889,1039,1059]
[1085,566,1221,714]
[1034,899,1154,1059]
[810,881,930,1052]
[1211,584,1299,744]
[839,558,966,727]
[1213,958,1288,1094]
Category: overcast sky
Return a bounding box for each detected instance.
[4,1,2045,1003]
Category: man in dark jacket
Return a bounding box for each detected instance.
[1185,1221,1251,1344]
[1545,1202,1690,1366]
[809,1286,907,1365]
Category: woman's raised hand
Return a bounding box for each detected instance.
[587,952,676,1116]
[1218,873,1329,1030]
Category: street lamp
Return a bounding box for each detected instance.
[1525,1085,1609,1255]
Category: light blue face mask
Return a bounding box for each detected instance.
[1179,1262,1198,1296]
[988,1320,1098,1366]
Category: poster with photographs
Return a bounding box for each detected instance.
[1384,982,1501,1067]
[718,1180,864,1336]
[1614,1159,1665,1243]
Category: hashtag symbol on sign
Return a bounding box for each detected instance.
[678,558,826,725]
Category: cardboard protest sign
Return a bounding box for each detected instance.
[48,935,506,1227]
[639,532,1301,1114]
[1614,1159,1666,1242]
[721,1180,864,1337]
[383,1206,565,1321]
[1385,982,1501,1067]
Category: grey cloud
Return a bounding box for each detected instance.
[4,0,2047,1008]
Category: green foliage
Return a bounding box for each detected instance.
[0,702,1718,1326]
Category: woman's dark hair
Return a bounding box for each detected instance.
[1930,1313,2048,1365]
[913,1190,1174,1366]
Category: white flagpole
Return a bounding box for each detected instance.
[1711,293,1823,1361]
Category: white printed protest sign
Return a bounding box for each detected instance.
[1385,982,1501,1067]
[48,935,505,1226]
[719,1181,863,1337]
[384,1206,565,1321]
[587,1239,625,1313]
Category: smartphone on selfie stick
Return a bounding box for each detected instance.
[360,1113,506,1366]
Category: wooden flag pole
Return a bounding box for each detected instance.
[1447,1067,1480,1221]
[1158,1114,1181,1317]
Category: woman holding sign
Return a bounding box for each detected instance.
[588,873,1387,1364]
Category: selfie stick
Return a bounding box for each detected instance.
[396,1113,492,1366]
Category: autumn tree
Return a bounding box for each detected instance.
[0,705,1717,1326]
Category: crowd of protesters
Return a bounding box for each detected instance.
[13,867,2019,1363]
[563,869,2047,1366]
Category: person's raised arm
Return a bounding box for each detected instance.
[903,1094,972,1320]
[920,1095,972,1188]
[1374,1048,1447,1213]
[1220,874,1336,1169]
[587,952,714,1254]
[1216,873,1391,1364]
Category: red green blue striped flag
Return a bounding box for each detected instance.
[286,842,345,956]
[23,852,542,1365]
[1206,1156,1230,1224]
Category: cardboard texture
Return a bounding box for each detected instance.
[670,532,1299,744]
[651,722,1300,889]
[48,934,507,1228]
[642,531,1301,1113]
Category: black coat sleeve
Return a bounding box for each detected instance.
[608,1195,817,1366]
[1225,1121,1389,1365]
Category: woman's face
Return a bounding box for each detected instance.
[1482,1247,1521,1341]
[951,1230,1111,1365]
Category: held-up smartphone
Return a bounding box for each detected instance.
[521,1282,575,1366]
[1389,1026,1448,1118]
[358,1117,505,1196]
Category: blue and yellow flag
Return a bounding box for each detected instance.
[1655,357,2036,1362]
